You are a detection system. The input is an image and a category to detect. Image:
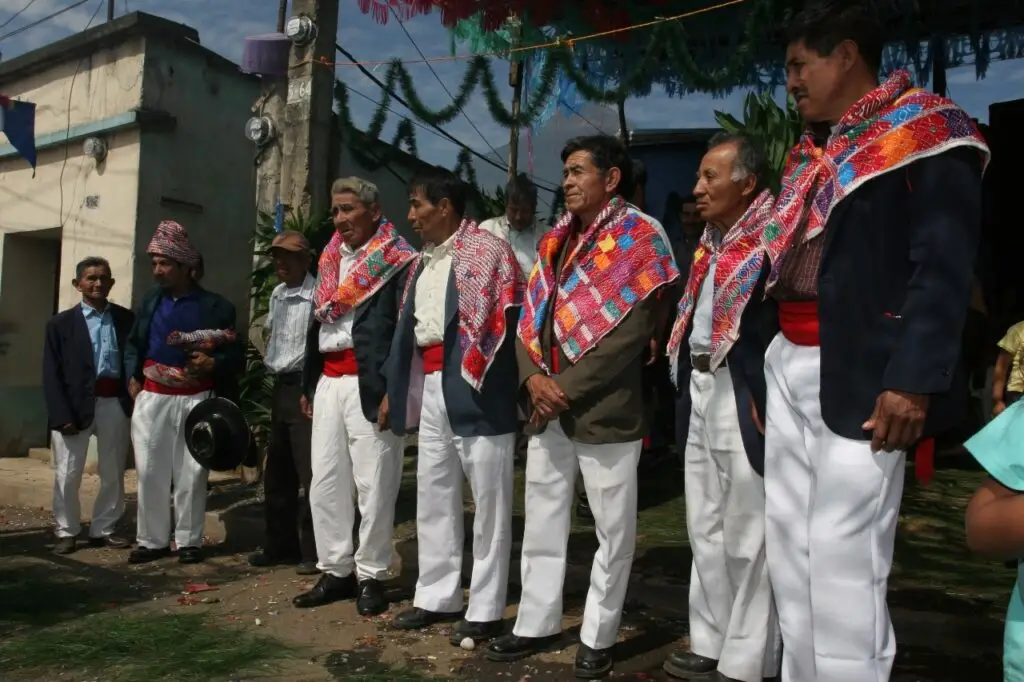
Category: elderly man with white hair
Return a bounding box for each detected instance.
[663,133,780,682]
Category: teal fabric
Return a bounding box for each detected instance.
[964,400,1024,681]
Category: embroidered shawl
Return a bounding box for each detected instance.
[517,196,680,372]
[399,219,524,391]
[762,70,990,291]
[314,219,417,323]
[667,189,773,382]
[143,328,237,388]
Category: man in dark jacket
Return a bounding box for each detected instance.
[43,256,134,554]
[290,177,416,616]
[761,3,989,680]
[662,134,780,682]
[387,169,524,646]
[123,221,242,565]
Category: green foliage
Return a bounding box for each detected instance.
[714,92,803,193]
[241,208,332,447]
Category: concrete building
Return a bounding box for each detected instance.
[0,13,259,457]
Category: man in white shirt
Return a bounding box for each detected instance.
[387,168,524,647]
[479,172,544,278]
[248,231,318,575]
[291,177,417,616]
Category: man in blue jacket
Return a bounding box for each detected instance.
[43,256,134,554]
[123,220,242,565]
[663,133,780,682]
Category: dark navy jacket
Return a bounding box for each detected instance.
[810,148,982,440]
[675,266,777,476]
[43,303,135,430]
[387,264,519,438]
[302,263,409,424]
[123,286,243,402]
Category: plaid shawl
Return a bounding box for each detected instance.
[763,70,990,291]
[314,219,417,324]
[667,189,773,383]
[399,219,524,391]
[518,196,679,372]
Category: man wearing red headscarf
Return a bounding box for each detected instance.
[123,221,242,565]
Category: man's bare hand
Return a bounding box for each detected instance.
[993,400,1007,418]
[300,395,313,419]
[58,423,79,436]
[751,400,764,435]
[128,378,142,400]
[378,395,390,431]
[526,374,569,419]
[646,336,659,366]
[188,351,215,375]
[862,389,929,453]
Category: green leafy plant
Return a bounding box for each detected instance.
[714,92,803,193]
[241,208,332,451]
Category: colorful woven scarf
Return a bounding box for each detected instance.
[314,218,417,324]
[399,219,525,391]
[667,188,773,382]
[763,70,990,290]
[518,196,679,372]
[143,328,237,388]
[148,220,201,268]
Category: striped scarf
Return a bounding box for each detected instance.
[667,188,773,382]
[763,70,990,290]
[518,196,679,372]
[314,218,417,323]
[399,219,524,391]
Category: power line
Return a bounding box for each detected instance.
[0,0,91,42]
[389,6,506,165]
[334,41,559,194]
[0,0,41,32]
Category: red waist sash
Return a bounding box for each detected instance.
[95,377,121,398]
[323,349,358,377]
[421,344,443,374]
[779,301,820,346]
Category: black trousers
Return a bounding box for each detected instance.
[263,373,316,562]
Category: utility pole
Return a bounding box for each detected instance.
[253,0,289,237]
[279,0,341,220]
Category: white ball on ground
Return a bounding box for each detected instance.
[460,637,475,650]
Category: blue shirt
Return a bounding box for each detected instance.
[146,292,202,367]
[80,302,119,379]
[964,400,1024,682]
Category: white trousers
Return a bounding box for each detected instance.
[309,374,403,580]
[685,367,780,682]
[414,372,514,622]
[132,390,212,549]
[51,397,130,538]
[514,420,641,650]
[764,333,905,682]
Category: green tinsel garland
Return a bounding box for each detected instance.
[335,6,780,132]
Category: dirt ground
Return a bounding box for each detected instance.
[0,455,1012,681]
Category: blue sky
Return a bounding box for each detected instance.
[3,0,1024,173]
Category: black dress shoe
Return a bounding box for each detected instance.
[296,561,320,576]
[88,535,131,549]
[485,633,562,662]
[178,546,204,564]
[356,579,388,616]
[248,551,300,568]
[392,607,462,630]
[663,650,719,678]
[449,619,503,646]
[292,573,357,608]
[53,536,77,554]
[575,643,614,679]
[129,546,172,563]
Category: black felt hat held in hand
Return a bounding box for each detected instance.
[184,397,254,471]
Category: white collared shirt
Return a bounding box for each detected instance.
[318,241,366,353]
[264,273,315,374]
[413,232,457,347]
[479,215,544,277]
[689,228,723,356]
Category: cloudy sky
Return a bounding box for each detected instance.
[2,0,1023,176]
